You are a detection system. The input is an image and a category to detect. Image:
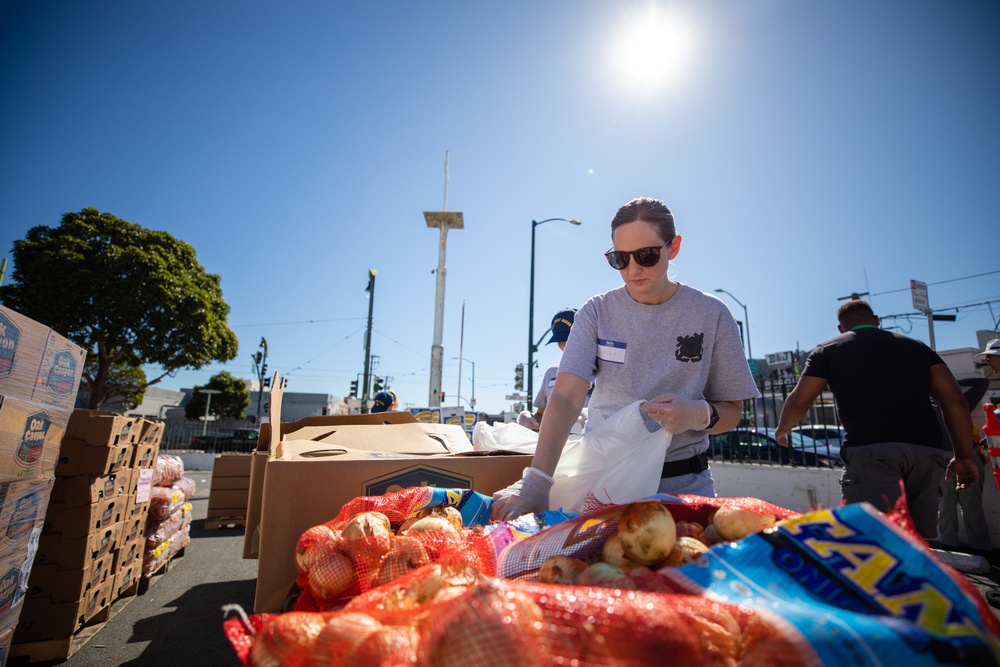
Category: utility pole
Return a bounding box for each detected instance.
[424,151,463,408]
[252,337,268,422]
[362,269,377,413]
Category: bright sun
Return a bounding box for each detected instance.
[609,7,696,91]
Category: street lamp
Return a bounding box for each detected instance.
[529,217,581,401]
[452,356,476,407]
[197,388,222,436]
[714,289,753,363]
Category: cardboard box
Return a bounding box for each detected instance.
[0,395,66,481]
[25,550,111,603]
[112,560,140,598]
[0,306,86,417]
[43,496,124,540]
[64,410,138,448]
[242,407,423,559]
[55,437,133,478]
[49,471,126,508]
[207,489,248,512]
[249,376,531,612]
[213,453,251,478]
[34,521,119,571]
[14,579,112,642]
[134,418,164,449]
[0,477,52,552]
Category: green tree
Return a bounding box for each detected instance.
[184,371,251,422]
[0,208,239,409]
[88,355,148,411]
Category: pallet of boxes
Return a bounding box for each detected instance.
[205,453,251,531]
[10,409,166,662]
[0,306,87,665]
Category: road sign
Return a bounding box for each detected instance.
[911,279,929,312]
[749,359,759,376]
[505,393,528,401]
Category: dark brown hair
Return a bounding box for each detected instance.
[837,299,876,328]
[610,197,676,242]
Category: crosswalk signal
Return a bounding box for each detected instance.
[514,363,524,391]
[350,380,359,397]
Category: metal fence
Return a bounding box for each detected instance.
[159,421,260,454]
[707,377,844,469]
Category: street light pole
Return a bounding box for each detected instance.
[198,388,221,436]
[452,356,476,406]
[529,217,581,401]
[714,289,752,363]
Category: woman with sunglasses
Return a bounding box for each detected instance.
[492,197,759,521]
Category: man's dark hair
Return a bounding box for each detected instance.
[837,299,876,328]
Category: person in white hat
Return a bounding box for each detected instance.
[977,339,1000,376]
[516,308,589,432]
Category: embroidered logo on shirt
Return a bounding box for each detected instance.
[675,333,704,362]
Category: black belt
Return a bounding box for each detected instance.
[661,451,709,478]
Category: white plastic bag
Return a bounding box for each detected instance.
[548,400,671,513]
[471,421,540,453]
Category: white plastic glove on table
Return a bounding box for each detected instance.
[516,410,540,430]
[490,466,553,521]
[641,395,711,433]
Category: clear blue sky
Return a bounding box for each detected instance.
[2,1,998,414]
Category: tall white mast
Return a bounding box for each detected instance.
[424,151,463,407]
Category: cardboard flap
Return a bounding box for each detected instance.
[275,423,456,456]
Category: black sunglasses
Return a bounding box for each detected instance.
[604,239,673,270]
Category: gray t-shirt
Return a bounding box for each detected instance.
[534,364,592,410]
[558,283,759,462]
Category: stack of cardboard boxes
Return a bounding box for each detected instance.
[13,411,163,648]
[0,306,87,662]
[206,454,251,530]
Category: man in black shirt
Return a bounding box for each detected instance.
[775,300,978,539]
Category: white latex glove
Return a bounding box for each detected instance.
[641,395,711,434]
[517,410,540,430]
[490,467,553,521]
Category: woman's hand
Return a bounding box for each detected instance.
[641,395,711,433]
[490,467,553,521]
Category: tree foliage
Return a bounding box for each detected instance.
[184,371,251,422]
[0,208,239,409]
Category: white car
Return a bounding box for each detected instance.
[791,424,845,449]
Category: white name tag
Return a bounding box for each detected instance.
[597,338,627,364]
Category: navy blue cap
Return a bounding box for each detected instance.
[548,308,577,345]
[371,391,394,413]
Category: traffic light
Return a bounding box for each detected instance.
[254,351,263,365]
[514,363,524,391]
[440,391,445,402]
[350,380,359,397]
[373,377,384,393]
[262,377,270,388]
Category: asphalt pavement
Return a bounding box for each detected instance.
[10,471,257,667]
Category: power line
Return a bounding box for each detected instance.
[872,270,1000,297]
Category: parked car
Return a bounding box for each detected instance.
[190,427,260,453]
[791,424,846,449]
[709,427,842,467]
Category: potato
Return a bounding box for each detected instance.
[712,506,776,542]
[537,555,588,585]
[618,500,676,565]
